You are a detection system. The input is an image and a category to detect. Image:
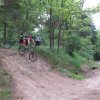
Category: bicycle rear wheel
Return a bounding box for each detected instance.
[18,46,26,55]
[29,52,37,62]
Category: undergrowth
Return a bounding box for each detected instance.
[37,46,91,80]
[0,58,11,100]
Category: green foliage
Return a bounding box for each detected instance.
[64,30,80,54]
[64,30,95,61]
[67,70,85,80]
[59,68,85,80]
[79,37,95,60]
[0,89,11,100]
[37,46,87,79]
[0,89,10,97]
[37,46,71,68]
[71,52,87,68]
[0,69,8,76]
[95,30,100,60]
[0,68,11,100]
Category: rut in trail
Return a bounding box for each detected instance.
[0,49,100,100]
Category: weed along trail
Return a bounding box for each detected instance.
[0,49,100,100]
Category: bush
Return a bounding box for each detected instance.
[71,52,87,68]
[0,68,11,100]
[37,46,88,79]
[37,46,72,68]
[95,31,100,60]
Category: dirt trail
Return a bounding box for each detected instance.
[0,49,100,100]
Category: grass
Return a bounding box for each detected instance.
[67,72,85,80]
[0,89,11,100]
[0,69,11,100]
[0,68,11,100]
[37,46,71,67]
[37,46,86,80]
[0,58,11,100]
[58,68,85,80]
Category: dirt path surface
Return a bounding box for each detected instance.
[0,49,100,100]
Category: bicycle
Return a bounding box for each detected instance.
[29,50,37,62]
[18,45,37,62]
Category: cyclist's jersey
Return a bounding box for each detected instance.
[19,34,35,46]
[28,36,32,41]
[35,35,41,42]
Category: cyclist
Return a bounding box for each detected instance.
[19,34,35,46]
[27,35,36,46]
[19,34,25,45]
[35,35,41,46]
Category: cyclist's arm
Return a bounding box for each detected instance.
[31,38,36,45]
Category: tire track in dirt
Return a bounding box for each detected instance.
[0,49,100,100]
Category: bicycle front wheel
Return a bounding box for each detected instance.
[18,46,26,55]
[29,52,37,62]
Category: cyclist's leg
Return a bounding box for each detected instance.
[27,38,29,45]
[24,38,28,46]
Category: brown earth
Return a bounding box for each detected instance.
[0,49,100,100]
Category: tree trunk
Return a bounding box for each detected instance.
[57,0,65,50]
[49,3,54,50]
[3,5,7,45]
[57,22,62,50]
[3,21,7,44]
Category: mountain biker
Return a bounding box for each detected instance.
[19,34,35,46]
[19,34,25,45]
[27,35,36,46]
[35,35,41,46]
